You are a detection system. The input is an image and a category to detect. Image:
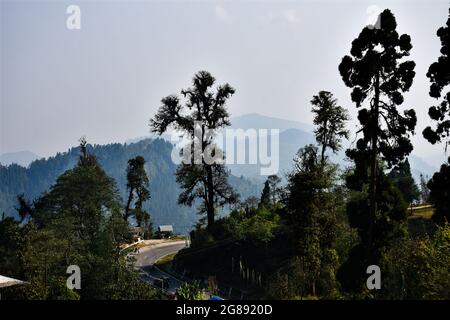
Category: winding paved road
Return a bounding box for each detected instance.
[134,240,188,294]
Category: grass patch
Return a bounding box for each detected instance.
[155,253,177,273]
[410,205,434,219]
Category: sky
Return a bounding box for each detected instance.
[1,0,449,165]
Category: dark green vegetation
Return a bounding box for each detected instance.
[0,145,161,299]
[427,157,450,223]
[176,281,205,300]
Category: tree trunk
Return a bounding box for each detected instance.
[124,188,134,221]
[321,145,326,164]
[321,119,328,164]
[312,280,316,297]
[368,72,380,261]
[206,164,215,227]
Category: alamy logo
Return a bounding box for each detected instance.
[170,121,280,176]
[366,265,381,290]
[66,265,81,290]
[366,5,381,30]
[66,5,81,30]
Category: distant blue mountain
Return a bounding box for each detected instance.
[0,151,39,167]
[230,113,314,133]
[223,113,438,183]
[408,154,438,181]
[0,139,260,233]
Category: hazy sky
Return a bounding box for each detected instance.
[1,0,449,164]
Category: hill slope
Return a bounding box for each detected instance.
[0,151,39,167]
[0,139,260,233]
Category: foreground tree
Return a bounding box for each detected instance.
[423,9,450,149]
[427,157,450,223]
[311,91,350,162]
[150,71,238,227]
[124,156,151,234]
[381,224,450,299]
[0,217,22,278]
[0,140,159,300]
[339,9,416,260]
[422,9,450,225]
[338,171,408,292]
[286,145,339,297]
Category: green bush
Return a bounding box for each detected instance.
[176,281,205,300]
[381,223,450,299]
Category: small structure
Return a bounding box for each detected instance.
[131,226,144,241]
[158,225,174,238]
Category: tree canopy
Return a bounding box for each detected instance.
[339,8,416,264]
[150,71,238,227]
[423,9,450,148]
[311,91,350,162]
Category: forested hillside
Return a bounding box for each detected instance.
[0,138,260,233]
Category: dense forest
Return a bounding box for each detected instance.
[0,138,260,234]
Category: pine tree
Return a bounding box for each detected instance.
[260,180,271,208]
[150,71,238,227]
[286,145,338,296]
[427,157,450,224]
[339,9,416,259]
[124,156,151,229]
[423,9,450,149]
[311,91,350,162]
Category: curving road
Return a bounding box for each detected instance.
[135,240,188,294]
[135,240,187,267]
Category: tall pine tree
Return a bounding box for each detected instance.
[150,71,238,227]
[339,9,416,260]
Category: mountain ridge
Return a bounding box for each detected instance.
[0,138,260,233]
[0,150,39,167]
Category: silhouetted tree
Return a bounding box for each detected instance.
[311,91,350,162]
[338,171,408,291]
[260,180,271,208]
[388,159,419,206]
[124,156,150,228]
[421,9,450,225]
[150,71,238,227]
[78,136,97,167]
[423,9,450,149]
[427,157,450,223]
[339,9,416,257]
[16,194,34,222]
